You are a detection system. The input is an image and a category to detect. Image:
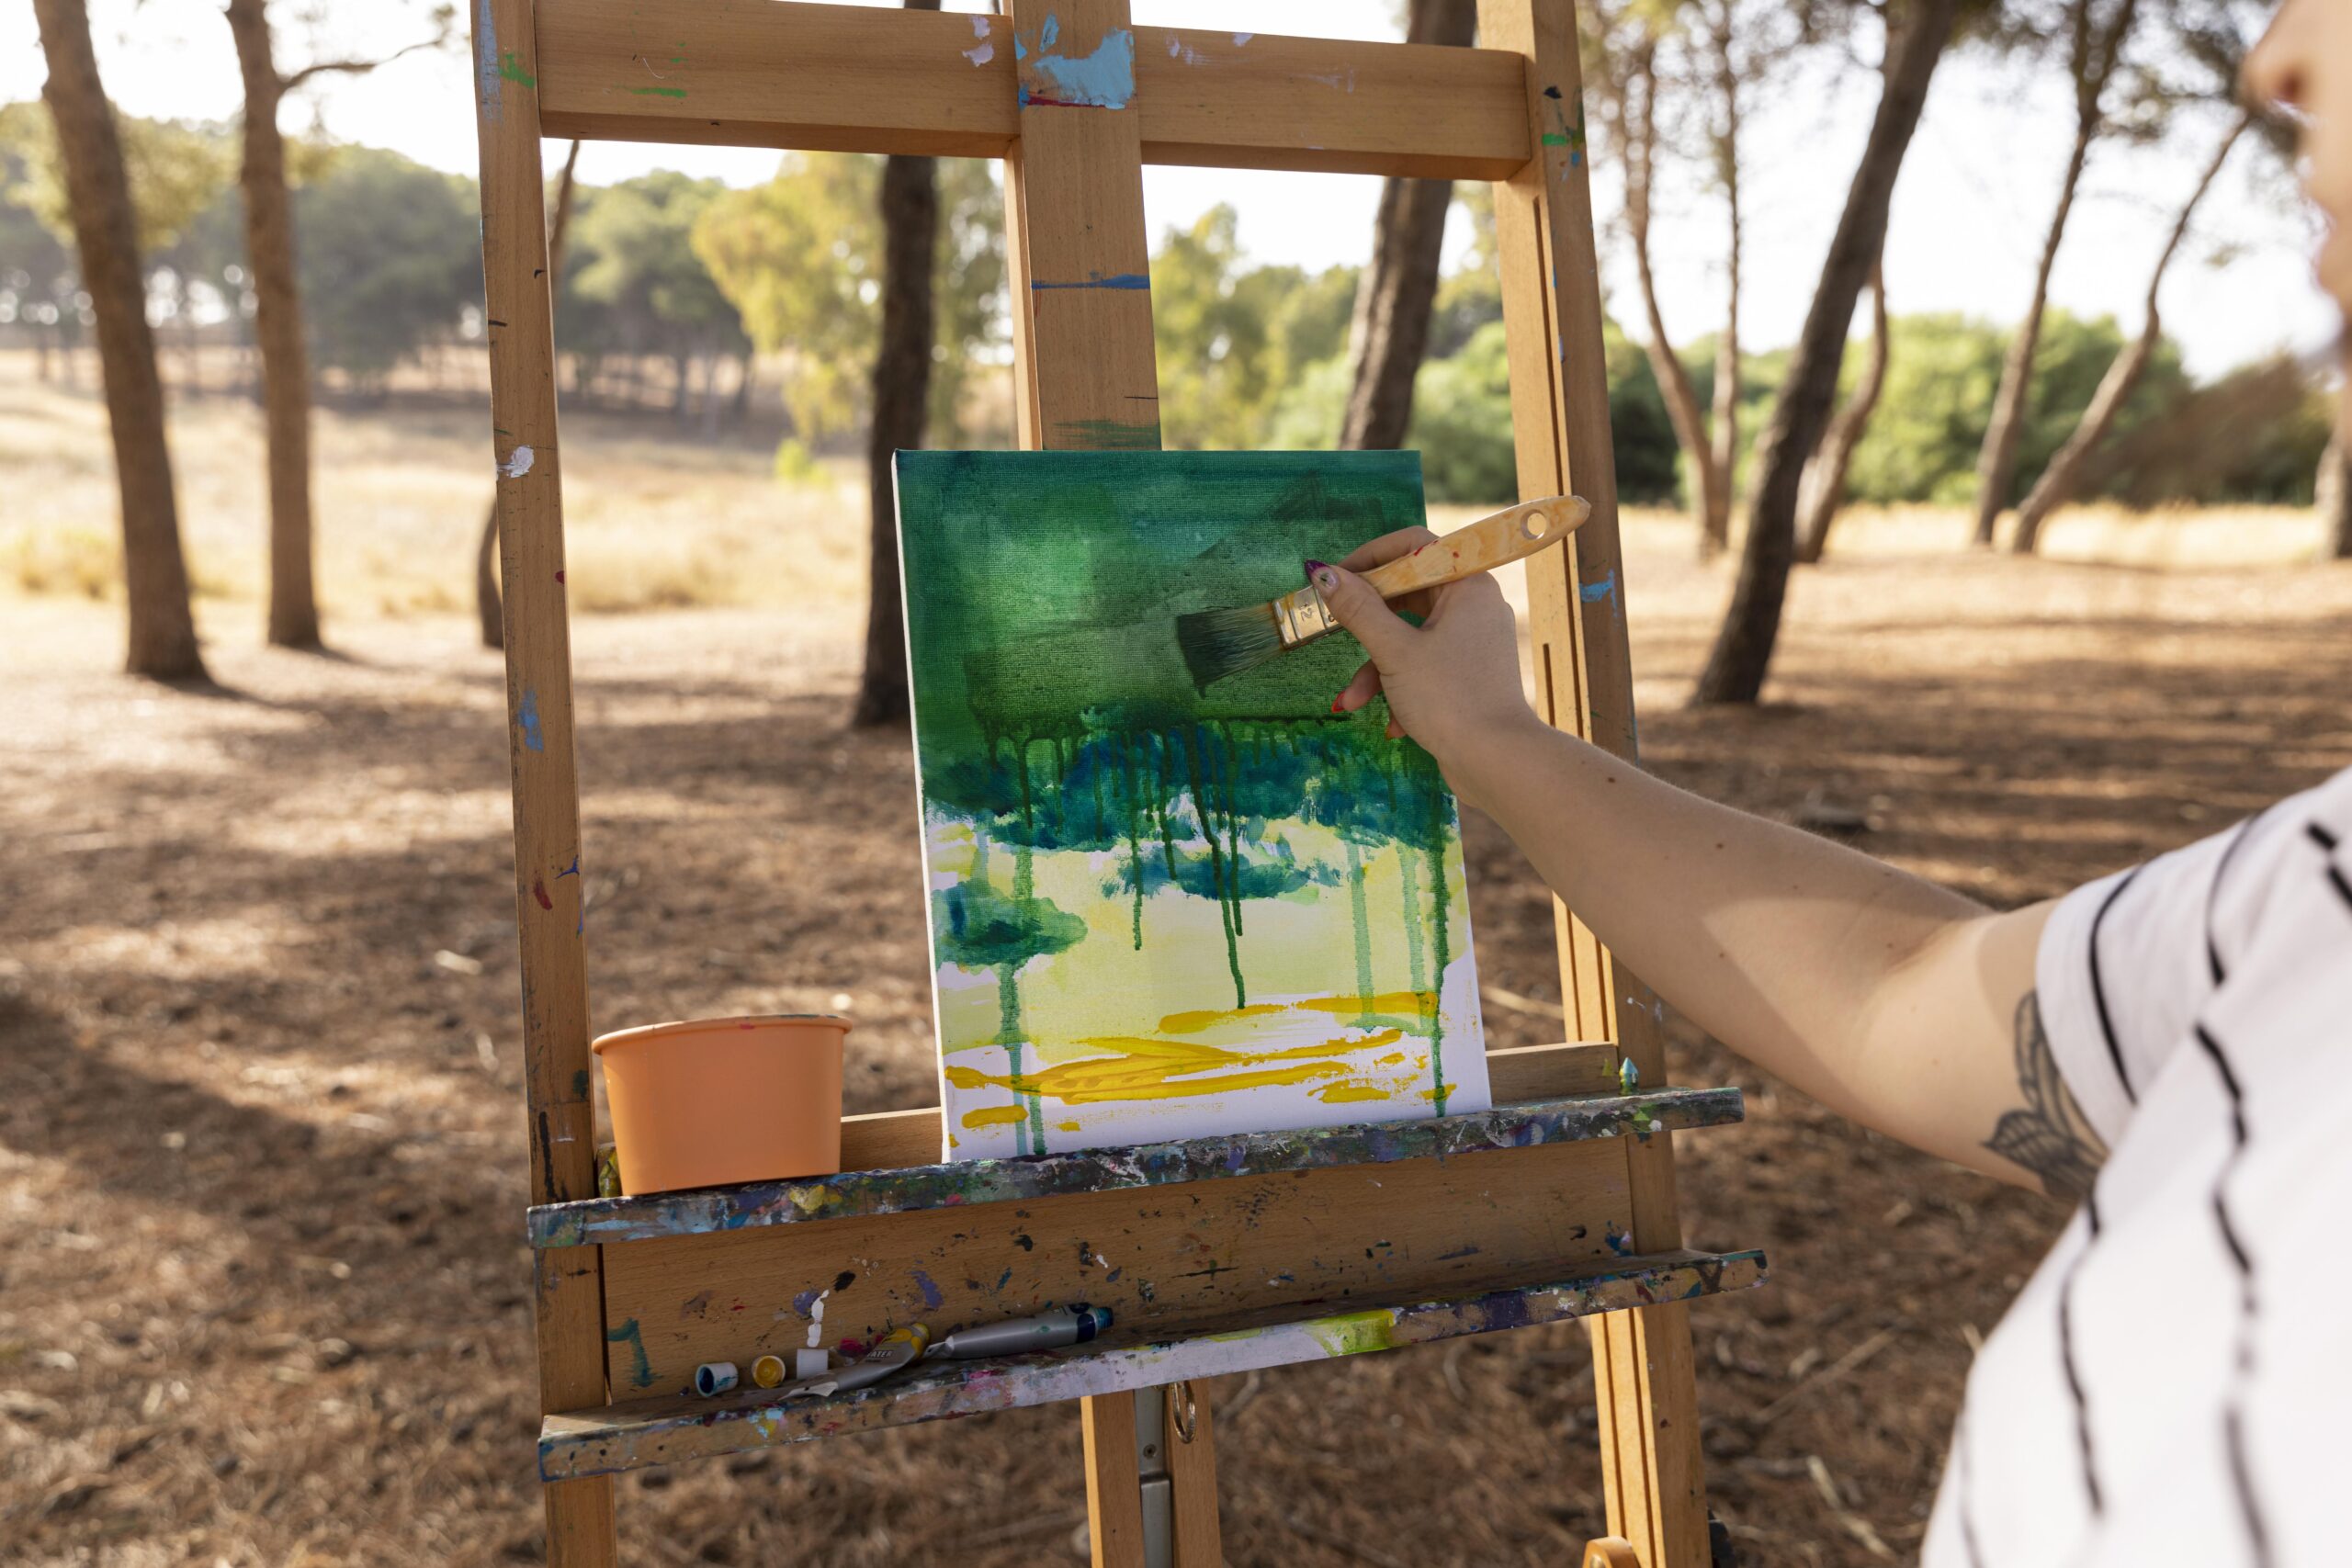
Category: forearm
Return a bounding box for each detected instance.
[1443,716,2048,1177]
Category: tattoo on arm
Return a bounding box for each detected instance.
[1982,992,2108,1202]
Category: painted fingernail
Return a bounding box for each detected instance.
[1329,696,1344,714]
[1304,558,1329,582]
[1306,562,1338,592]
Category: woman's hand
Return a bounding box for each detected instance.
[1308,527,1544,803]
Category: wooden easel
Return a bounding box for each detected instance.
[468,5,1765,1564]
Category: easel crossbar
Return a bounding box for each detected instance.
[534,0,1532,176]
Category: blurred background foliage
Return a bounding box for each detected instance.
[1,110,2335,509]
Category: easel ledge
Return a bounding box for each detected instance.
[531,1084,1741,1250]
[542,1248,1768,1481]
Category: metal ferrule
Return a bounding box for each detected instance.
[1273,585,1338,649]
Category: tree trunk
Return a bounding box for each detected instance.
[1970,0,2137,547]
[2011,113,2245,555]
[1340,0,1477,450]
[1702,6,1744,557]
[1969,121,2092,547]
[731,350,754,423]
[34,0,207,681]
[1692,0,1957,705]
[2317,424,2349,561]
[478,140,582,649]
[852,120,939,729]
[225,0,321,649]
[1621,43,1724,546]
[1794,258,1888,565]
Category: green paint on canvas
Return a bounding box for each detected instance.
[895,450,1487,1158]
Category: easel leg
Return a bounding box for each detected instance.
[1083,1382,1222,1568]
[1588,1301,1707,1568]
[544,1476,617,1568]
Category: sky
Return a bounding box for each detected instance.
[2,0,2338,380]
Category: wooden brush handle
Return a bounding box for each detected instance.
[1359,495,1591,601]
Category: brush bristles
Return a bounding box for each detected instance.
[1176,602,1285,691]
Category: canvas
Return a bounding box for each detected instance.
[894,449,1490,1160]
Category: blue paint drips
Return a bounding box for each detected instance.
[1027,26,1136,109]
[1579,570,1616,605]
[517,689,544,751]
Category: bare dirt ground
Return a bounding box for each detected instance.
[6,368,2351,1566]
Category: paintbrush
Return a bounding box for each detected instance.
[1175,494,1591,691]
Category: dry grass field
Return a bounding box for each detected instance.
[5,352,2350,1565]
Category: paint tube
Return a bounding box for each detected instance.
[777,1324,929,1403]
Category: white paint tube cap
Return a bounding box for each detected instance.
[695,1361,739,1397]
[796,1348,831,1380]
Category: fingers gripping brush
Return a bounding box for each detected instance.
[1175,494,1592,691]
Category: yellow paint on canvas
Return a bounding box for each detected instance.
[944,1028,1407,1105]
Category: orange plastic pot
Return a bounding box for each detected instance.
[592,1014,849,1196]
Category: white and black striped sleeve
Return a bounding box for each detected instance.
[2032,802,2307,1146]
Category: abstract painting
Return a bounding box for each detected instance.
[894,449,1489,1160]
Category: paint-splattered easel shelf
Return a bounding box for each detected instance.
[538,1247,1768,1480]
[526,1087,1744,1249]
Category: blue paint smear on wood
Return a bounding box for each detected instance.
[1031,273,1151,291]
[475,0,502,123]
[605,1317,656,1388]
[1027,26,1136,108]
[517,689,544,751]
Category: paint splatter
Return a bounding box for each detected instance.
[628,85,687,98]
[1233,32,1253,45]
[791,1288,832,1348]
[497,444,534,479]
[498,50,535,89]
[965,40,994,65]
[516,689,544,751]
[1579,569,1616,604]
[532,876,552,910]
[910,1269,945,1310]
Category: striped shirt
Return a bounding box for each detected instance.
[1923,767,2352,1566]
